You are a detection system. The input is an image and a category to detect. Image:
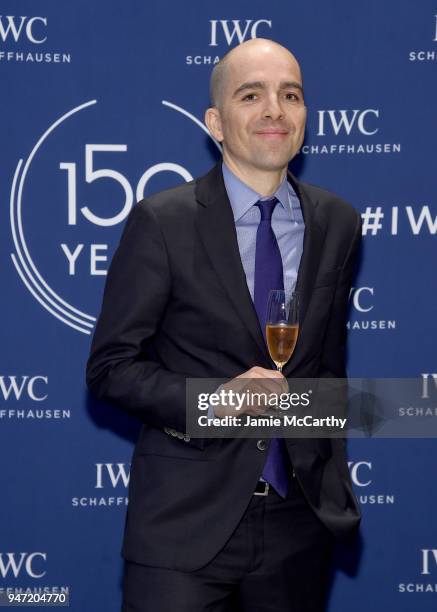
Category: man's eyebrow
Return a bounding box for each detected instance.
[280,81,304,94]
[232,80,304,98]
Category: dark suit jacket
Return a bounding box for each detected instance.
[86,162,362,571]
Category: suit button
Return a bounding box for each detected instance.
[183,434,191,442]
[257,439,267,451]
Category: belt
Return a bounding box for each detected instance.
[253,481,270,496]
[253,469,296,496]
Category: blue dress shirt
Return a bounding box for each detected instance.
[221,162,305,306]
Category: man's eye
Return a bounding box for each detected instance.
[285,92,300,101]
[242,93,257,101]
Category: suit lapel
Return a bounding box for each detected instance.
[284,173,325,376]
[195,164,270,363]
[284,175,328,459]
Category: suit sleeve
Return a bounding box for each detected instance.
[86,201,191,436]
[319,210,362,379]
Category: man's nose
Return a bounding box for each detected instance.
[262,95,285,120]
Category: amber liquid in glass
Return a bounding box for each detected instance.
[266,323,299,371]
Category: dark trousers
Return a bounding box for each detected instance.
[122,477,335,612]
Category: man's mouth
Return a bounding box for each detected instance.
[254,129,289,139]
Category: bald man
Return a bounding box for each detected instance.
[87,39,362,612]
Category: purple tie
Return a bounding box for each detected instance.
[254,198,290,498]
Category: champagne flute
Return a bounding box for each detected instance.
[266,290,299,372]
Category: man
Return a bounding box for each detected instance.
[87,38,362,611]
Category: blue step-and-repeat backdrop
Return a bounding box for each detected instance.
[1,1,436,610]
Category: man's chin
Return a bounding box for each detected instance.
[252,157,293,173]
[253,147,298,169]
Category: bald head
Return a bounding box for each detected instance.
[209,39,302,109]
[204,38,306,181]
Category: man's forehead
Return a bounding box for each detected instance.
[228,66,303,93]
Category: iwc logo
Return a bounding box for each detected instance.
[301,108,401,156]
[398,549,437,593]
[186,18,272,65]
[71,462,130,508]
[347,287,396,331]
[0,15,71,64]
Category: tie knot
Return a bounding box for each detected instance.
[256,197,279,222]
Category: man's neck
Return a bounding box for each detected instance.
[222,155,288,197]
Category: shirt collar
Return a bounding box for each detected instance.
[222,161,295,222]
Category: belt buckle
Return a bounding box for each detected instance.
[254,481,269,496]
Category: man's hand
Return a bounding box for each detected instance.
[213,366,289,418]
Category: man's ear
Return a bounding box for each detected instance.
[205,107,224,142]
